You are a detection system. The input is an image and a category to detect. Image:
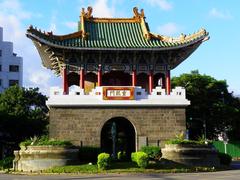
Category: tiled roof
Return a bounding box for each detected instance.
[26,7,209,51]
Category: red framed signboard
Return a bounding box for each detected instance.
[103,87,135,100]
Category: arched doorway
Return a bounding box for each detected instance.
[101,117,136,159]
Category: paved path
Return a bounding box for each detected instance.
[1,161,239,180]
[1,170,240,180]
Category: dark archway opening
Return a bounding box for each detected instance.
[101,117,135,159]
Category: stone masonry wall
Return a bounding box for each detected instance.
[49,106,186,150]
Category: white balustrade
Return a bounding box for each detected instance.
[47,86,190,107]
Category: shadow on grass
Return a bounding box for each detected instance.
[109,161,138,169]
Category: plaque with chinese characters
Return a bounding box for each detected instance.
[103,87,134,100]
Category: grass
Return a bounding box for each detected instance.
[44,161,216,174]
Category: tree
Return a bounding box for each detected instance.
[0,86,48,147]
[172,70,240,140]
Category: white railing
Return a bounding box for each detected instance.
[47,86,190,106]
[49,86,186,99]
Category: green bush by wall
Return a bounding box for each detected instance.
[0,156,14,170]
[140,146,162,160]
[131,152,149,168]
[97,153,110,170]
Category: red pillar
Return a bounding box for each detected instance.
[148,70,153,94]
[132,70,136,86]
[63,67,68,95]
[98,64,102,86]
[166,70,171,95]
[80,68,85,89]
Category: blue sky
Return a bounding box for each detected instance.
[0,0,239,95]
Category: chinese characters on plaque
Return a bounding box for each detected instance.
[103,87,134,100]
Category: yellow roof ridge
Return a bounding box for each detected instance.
[80,6,151,39]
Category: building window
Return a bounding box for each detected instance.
[9,65,19,72]
[9,80,19,86]
[0,65,1,71]
[0,50,2,57]
[0,79,2,86]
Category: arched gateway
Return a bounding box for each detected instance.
[26,7,209,151]
[101,117,136,158]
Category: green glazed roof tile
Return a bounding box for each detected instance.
[26,17,208,50]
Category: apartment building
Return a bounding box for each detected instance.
[0,27,23,93]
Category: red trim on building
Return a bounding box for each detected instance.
[63,67,68,95]
[98,64,102,86]
[80,69,85,90]
[132,70,136,86]
[166,70,171,95]
[148,71,153,94]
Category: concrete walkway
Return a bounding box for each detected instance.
[1,170,240,180]
[0,161,239,180]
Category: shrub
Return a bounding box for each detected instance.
[117,151,127,161]
[131,152,149,168]
[131,152,137,162]
[0,156,14,170]
[97,153,110,170]
[218,152,232,166]
[140,146,162,160]
[79,147,101,162]
[19,135,73,147]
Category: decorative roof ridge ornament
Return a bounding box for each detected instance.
[80,7,93,39]
[149,28,209,43]
[81,6,141,23]
[133,7,145,19]
[81,6,93,19]
[133,7,151,40]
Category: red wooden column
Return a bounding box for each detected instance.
[63,66,68,95]
[98,64,102,86]
[148,70,153,94]
[166,70,171,95]
[132,70,136,86]
[80,68,85,90]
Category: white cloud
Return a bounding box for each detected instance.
[49,23,57,32]
[92,0,115,17]
[143,0,172,11]
[27,69,59,95]
[0,0,32,19]
[209,8,232,20]
[157,22,182,36]
[48,12,58,32]
[64,21,78,30]
[29,70,51,87]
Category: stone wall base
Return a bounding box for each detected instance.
[49,106,186,150]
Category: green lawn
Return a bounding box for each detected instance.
[44,161,216,174]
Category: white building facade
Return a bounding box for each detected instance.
[0,27,23,93]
